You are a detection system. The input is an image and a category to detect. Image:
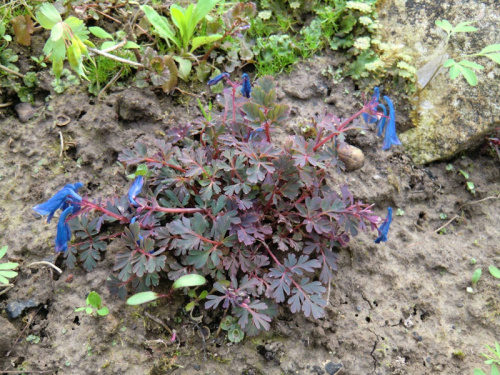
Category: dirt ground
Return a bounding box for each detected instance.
[1,54,499,375]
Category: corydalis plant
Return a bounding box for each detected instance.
[34,75,392,335]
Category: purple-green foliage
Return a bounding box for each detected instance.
[63,76,382,334]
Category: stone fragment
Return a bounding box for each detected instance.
[338,143,365,171]
[325,361,344,375]
[6,299,38,319]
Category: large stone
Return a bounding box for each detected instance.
[379,0,500,164]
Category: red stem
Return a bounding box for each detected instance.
[232,86,236,125]
[80,199,129,222]
[261,241,281,266]
[141,205,206,214]
[144,157,186,173]
[264,121,271,143]
[313,107,366,151]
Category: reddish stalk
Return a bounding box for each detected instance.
[80,199,129,222]
[141,205,206,214]
[144,157,186,173]
[313,107,367,151]
[261,241,324,309]
[263,121,271,143]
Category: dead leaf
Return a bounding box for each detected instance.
[11,15,34,46]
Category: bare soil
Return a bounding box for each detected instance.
[1,55,499,375]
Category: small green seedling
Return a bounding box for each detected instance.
[186,288,209,312]
[127,274,206,305]
[396,208,405,216]
[26,334,41,344]
[471,268,482,285]
[439,212,448,220]
[75,291,109,316]
[435,20,500,86]
[197,98,213,122]
[458,169,476,194]
[474,342,500,375]
[220,315,244,343]
[489,266,500,279]
[141,0,222,79]
[0,246,19,286]
[126,164,150,180]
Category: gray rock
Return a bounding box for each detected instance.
[378,0,500,164]
[6,299,38,319]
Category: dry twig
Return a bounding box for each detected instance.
[26,261,63,274]
[0,64,24,78]
[434,215,459,233]
[144,311,173,335]
[88,47,144,68]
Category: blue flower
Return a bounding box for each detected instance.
[55,206,74,252]
[130,216,145,245]
[380,96,401,150]
[249,127,264,141]
[207,72,229,86]
[362,88,401,150]
[61,182,84,214]
[128,176,144,206]
[241,73,251,98]
[374,207,393,244]
[375,103,387,137]
[33,185,83,223]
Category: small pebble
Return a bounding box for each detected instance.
[355,306,362,312]
[412,332,423,342]
[457,302,464,308]
[325,362,343,375]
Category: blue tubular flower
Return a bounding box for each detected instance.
[241,73,251,98]
[33,186,83,223]
[61,182,84,214]
[376,103,387,137]
[381,96,401,150]
[375,207,393,244]
[55,206,73,252]
[207,72,229,86]
[128,175,144,206]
